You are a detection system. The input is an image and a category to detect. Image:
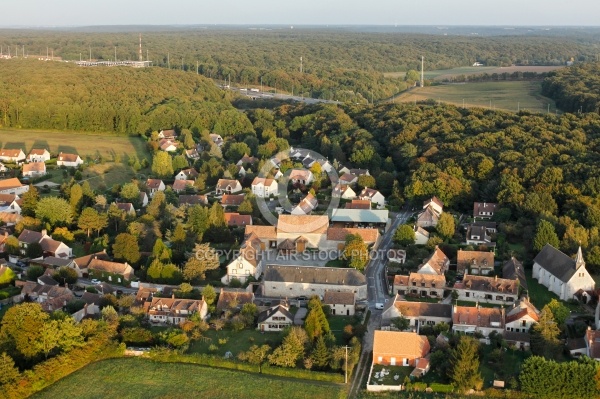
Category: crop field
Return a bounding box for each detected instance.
[395,81,556,113]
[385,65,564,81]
[32,357,347,399]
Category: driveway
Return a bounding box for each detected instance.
[294,307,307,325]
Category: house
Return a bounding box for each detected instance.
[18,281,73,312]
[473,221,497,234]
[209,133,224,147]
[532,245,595,301]
[339,167,370,177]
[56,152,83,167]
[358,188,385,208]
[416,206,440,228]
[0,178,29,195]
[18,228,50,255]
[175,168,199,181]
[115,202,136,216]
[332,184,356,200]
[37,274,59,286]
[146,179,165,197]
[417,246,449,275]
[22,161,46,177]
[387,249,406,264]
[0,149,25,163]
[72,292,102,322]
[373,331,430,367]
[504,298,539,349]
[37,256,74,269]
[251,177,279,198]
[185,148,200,159]
[158,129,177,139]
[0,194,21,214]
[263,264,367,300]
[584,328,600,361]
[88,258,135,281]
[0,212,22,226]
[159,138,179,152]
[338,173,358,186]
[244,225,278,251]
[503,257,527,291]
[221,194,245,207]
[216,288,255,312]
[216,179,242,195]
[329,209,389,230]
[0,163,6,173]
[414,226,429,245]
[393,273,446,298]
[139,192,149,207]
[135,287,158,306]
[465,224,493,246]
[316,159,333,173]
[237,165,247,177]
[224,212,252,227]
[221,236,262,284]
[346,199,371,209]
[456,250,494,275]
[291,193,318,215]
[289,169,313,185]
[172,179,195,193]
[178,195,208,206]
[381,295,452,332]
[323,291,356,316]
[453,275,518,305]
[145,296,208,324]
[27,149,51,163]
[257,303,294,332]
[70,251,110,277]
[237,154,258,166]
[423,196,443,215]
[40,237,72,258]
[473,202,497,219]
[452,305,505,337]
[277,214,329,250]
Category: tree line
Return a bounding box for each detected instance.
[542,62,600,114]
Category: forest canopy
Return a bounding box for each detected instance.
[542,62,600,114]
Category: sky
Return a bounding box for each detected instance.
[0,0,598,27]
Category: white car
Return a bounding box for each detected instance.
[90,279,101,285]
[375,302,385,310]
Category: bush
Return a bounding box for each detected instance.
[430,383,454,393]
[406,382,428,391]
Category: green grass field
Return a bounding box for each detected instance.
[32,357,347,399]
[396,81,556,114]
[187,329,283,357]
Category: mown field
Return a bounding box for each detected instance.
[395,81,556,113]
[32,357,347,399]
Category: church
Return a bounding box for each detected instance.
[532,244,595,302]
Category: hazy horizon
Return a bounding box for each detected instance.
[0,0,598,27]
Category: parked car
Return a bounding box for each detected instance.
[375,302,385,310]
[90,279,101,285]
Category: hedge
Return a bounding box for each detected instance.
[406,382,428,391]
[429,383,454,393]
[149,349,344,383]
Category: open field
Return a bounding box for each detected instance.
[395,81,556,113]
[385,65,564,81]
[0,129,150,163]
[187,329,283,357]
[32,357,347,399]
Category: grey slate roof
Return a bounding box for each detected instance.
[264,265,366,286]
[533,244,578,283]
[330,209,388,224]
[257,305,293,324]
[503,257,528,290]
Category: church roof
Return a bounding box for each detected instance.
[533,244,583,283]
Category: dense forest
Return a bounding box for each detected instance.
[0,60,253,134]
[1,28,599,101]
[542,62,600,114]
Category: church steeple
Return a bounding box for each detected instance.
[575,246,585,269]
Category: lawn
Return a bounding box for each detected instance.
[369,364,411,386]
[187,329,283,358]
[396,81,556,114]
[32,357,347,399]
[479,346,529,388]
[525,269,583,312]
[329,315,357,344]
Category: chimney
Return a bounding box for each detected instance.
[41,229,47,236]
[172,293,175,300]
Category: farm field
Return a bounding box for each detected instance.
[395,81,556,113]
[32,357,347,399]
[384,65,564,81]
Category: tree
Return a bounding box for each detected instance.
[152,238,172,261]
[531,305,561,359]
[304,297,331,340]
[390,316,410,331]
[69,183,83,215]
[224,142,251,162]
[394,224,415,246]
[238,199,253,215]
[107,203,125,231]
[546,298,569,329]
[53,267,78,285]
[52,227,75,243]
[533,219,559,252]
[202,285,216,306]
[25,242,43,259]
[357,174,376,190]
[238,344,271,373]
[20,185,39,217]
[120,182,140,203]
[208,202,225,228]
[112,233,140,265]
[151,151,174,178]
[310,335,330,370]
[0,266,15,285]
[268,326,308,368]
[343,233,369,271]
[0,303,49,360]
[4,235,19,256]
[36,197,73,227]
[437,213,455,240]
[183,243,220,282]
[0,352,20,386]
[78,207,107,238]
[26,265,44,281]
[450,336,483,393]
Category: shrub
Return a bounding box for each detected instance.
[430,383,454,393]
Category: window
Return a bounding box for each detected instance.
[522,320,527,327]
[412,282,416,286]
[466,292,470,297]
